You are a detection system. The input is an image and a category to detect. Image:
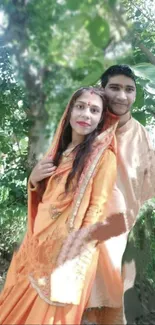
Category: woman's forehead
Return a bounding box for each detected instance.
[76,91,103,106]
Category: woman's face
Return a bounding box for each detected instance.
[70,91,103,137]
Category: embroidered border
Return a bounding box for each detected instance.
[68,126,115,231]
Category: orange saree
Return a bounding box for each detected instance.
[0,99,119,325]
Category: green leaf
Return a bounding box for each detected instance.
[145,83,155,95]
[133,84,144,108]
[132,111,146,126]
[132,63,155,84]
[82,60,104,85]
[66,0,81,11]
[108,0,117,8]
[135,9,142,17]
[134,21,142,32]
[59,14,87,31]
[87,16,110,48]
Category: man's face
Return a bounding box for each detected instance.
[103,75,136,116]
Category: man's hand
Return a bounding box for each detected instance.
[90,213,126,242]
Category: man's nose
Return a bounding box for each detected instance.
[117,90,127,101]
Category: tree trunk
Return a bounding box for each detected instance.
[1,1,50,168]
[27,107,49,168]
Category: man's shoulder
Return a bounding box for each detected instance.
[132,117,151,146]
[132,117,145,130]
[132,117,148,134]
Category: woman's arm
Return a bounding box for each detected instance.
[29,156,56,189]
[82,149,116,227]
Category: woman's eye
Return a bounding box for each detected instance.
[91,108,99,113]
[76,104,84,109]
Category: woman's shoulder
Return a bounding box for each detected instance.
[95,147,116,174]
[101,147,116,162]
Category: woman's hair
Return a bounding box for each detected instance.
[53,87,106,192]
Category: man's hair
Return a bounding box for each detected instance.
[100,64,136,87]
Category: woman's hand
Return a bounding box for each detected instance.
[29,157,57,187]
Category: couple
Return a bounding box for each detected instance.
[0,65,154,325]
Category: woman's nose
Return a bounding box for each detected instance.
[80,107,91,119]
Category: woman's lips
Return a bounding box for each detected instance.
[76,121,91,127]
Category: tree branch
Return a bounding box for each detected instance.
[13,133,22,156]
[129,0,154,23]
[109,5,155,66]
[136,41,155,65]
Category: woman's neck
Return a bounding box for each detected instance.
[71,130,84,146]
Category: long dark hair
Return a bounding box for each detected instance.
[53,87,106,192]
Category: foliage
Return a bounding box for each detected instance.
[122,0,155,124]
[122,198,155,282]
[122,199,155,324]
[0,0,155,262]
[0,48,27,259]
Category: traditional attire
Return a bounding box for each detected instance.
[0,95,119,325]
[84,117,155,324]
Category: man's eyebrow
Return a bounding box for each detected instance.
[108,83,135,89]
[126,85,136,89]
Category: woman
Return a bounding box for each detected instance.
[0,87,119,325]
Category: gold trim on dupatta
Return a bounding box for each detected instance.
[68,124,118,231]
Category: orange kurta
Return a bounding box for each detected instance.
[0,148,116,325]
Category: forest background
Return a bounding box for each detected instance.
[0,0,155,286]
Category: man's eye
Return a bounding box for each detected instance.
[110,86,119,91]
[126,88,134,93]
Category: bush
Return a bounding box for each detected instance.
[0,48,28,260]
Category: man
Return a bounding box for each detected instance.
[101,65,155,324]
[83,65,155,324]
[102,65,155,224]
